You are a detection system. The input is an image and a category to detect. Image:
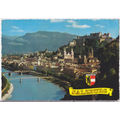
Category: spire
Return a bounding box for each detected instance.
[88,48,94,58]
[91,48,94,58]
[84,55,87,64]
[71,48,74,59]
[64,48,66,58]
[38,57,41,65]
[58,48,60,51]
[79,55,81,59]
[71,48,74,55]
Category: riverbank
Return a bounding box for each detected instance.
[2,65,71,99]
[28,71,71,91]
[2,72,14,101]
[2,83,14,101]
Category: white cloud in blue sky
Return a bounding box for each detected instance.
[11,25,24,32]
[91,19,100,21]
[50,19,65,23]
[95,24,104,28]
[50,19,91,28]
[2,19,119,38]
[66,20,91,28]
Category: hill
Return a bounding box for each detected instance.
[62,37,119,100]
[2,31,76,55]
[96,37,119,100]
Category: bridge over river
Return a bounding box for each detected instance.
[2,68,66,101]
[3,70,53,83]
[7,76,53,84]
[3,70,31,74]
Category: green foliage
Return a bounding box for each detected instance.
[109,68,116,76]
[99,40,109,48]
[96,39,119,99]
[2,75,10,96]
[103,74,107,80]
[85,38,99,48]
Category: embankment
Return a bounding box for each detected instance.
[2,84,14,101]
[2,74,14,101]
[2,65,71,95]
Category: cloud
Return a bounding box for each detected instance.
[12,26,19,29]
[67,20,76,23]
[91,19,100,21]
[95,24,104,28]
[16,29,24,32]
[66,20,91,28]
[50,19,91,28]
[50,19,65,23]
[11,26,24,32]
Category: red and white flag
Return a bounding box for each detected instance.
[86,74,96,86]
[90,75,95,86]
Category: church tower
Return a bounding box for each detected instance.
[57,48,61,57]
[71,48,74,60]
[64,48,66,58]
[38,57,41,66]
[88,48,94,58]
[84,55,87,64]
[20,57,23,62]
[91,48,94,58]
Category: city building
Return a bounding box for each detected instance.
[64,48,74,63]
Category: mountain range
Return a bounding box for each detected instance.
[2,31,76,55]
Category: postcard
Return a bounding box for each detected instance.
[1,19,119,101]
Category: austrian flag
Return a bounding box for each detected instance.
[86,74,96,86]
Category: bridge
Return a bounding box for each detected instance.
[8,76,51,80]
[8,76,41,83]
[3,70,53,83]
[7,76,53,84]
[3,70,31,74]
[2,70,32,77]
[8,76,41,80]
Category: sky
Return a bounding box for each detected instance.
[2,19,119,38]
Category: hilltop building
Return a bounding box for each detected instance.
[57,48,62,57]
[73,32,112,44]
[69,40,76,47]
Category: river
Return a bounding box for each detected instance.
[2,68,65,101]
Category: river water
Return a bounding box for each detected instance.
[2,68,65,101]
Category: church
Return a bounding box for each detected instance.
[64,47,74,63]
[79,48,100,66]
[63,47,99,66]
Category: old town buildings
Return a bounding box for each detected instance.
[3,32,112,79]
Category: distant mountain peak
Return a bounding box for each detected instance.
[2,31,76,55]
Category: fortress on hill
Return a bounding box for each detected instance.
[69,32,113,47]
[3,32,114,79]
[60,32,111,64]
[53,32,113,77]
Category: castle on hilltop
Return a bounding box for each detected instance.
[73,32,112,44]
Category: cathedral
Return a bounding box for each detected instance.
[55,45,100,68]
[79,48,100,65]
[64,48,74,62]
